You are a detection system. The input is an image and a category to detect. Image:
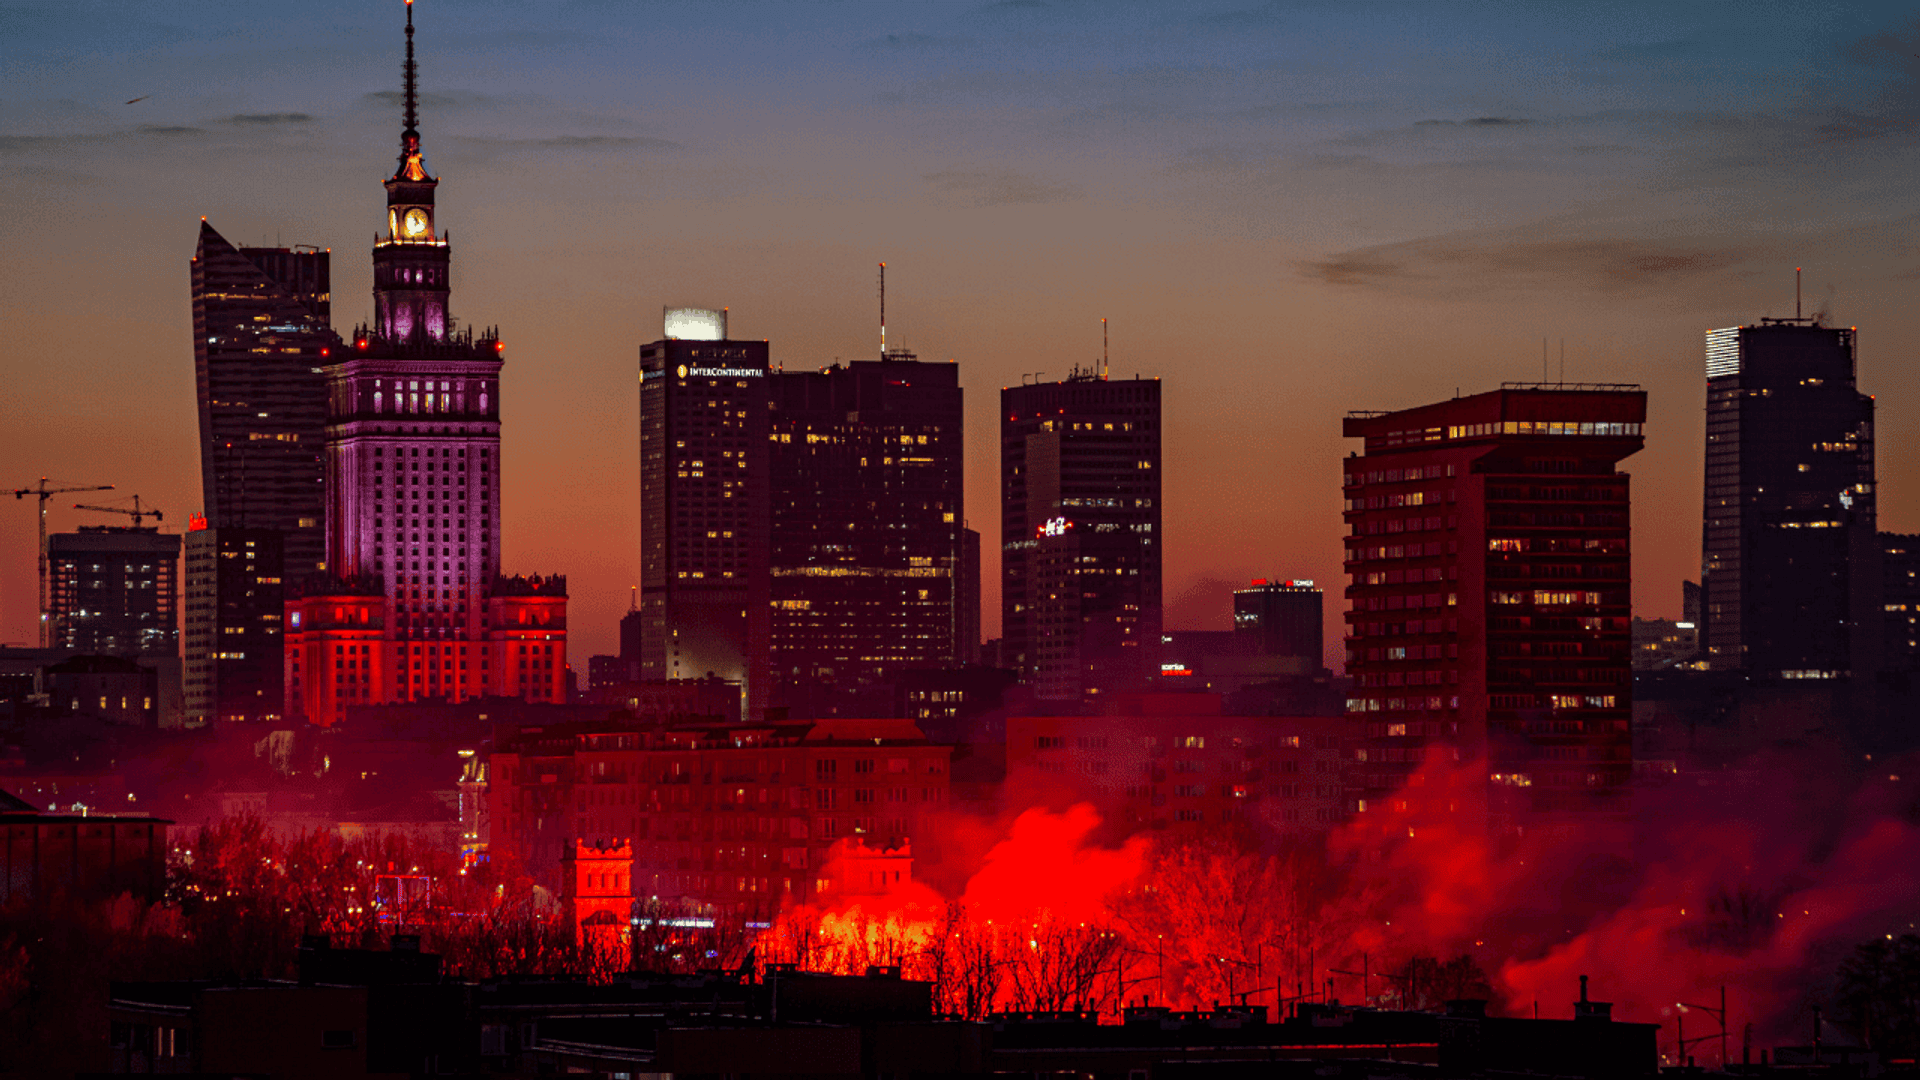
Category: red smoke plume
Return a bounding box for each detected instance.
[771,748,1920,1054]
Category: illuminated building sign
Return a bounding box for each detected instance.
[187,513,209,532]
[681,366,763,378]
[663,307,727,341]
[1039,517,1069,538]
[1160,663,1193,676]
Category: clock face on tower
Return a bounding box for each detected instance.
[403,208,430,237]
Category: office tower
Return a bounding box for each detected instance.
[284,4,566,726]
[1234,579,1324,667]
[1343,385,1645,836]
[183,524,284,724]
[190,223,332,579]
[1885,534,1920,672]
[48,527,181,658]
[1701,320,1878,678]
[637,309,770,719]
[1000,374,1161,701]
[768,353,965,716]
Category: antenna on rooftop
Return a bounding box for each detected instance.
[1559,338,1565,386]
[1102,318,1109,381]
[1796,267,1802,321]
[879,262,886,361]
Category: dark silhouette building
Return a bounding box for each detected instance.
[47,526,180,658]
[768,353,967,716]
[182,524,284,723]
[189,222,333,580]
[637,309,771,721]
[1343,385,1645,836]
[1,786,169,904]
[1234,578,1324,665]
[1001,372,1162,702]
[285,4,566,725]
[1701,320,1878,678]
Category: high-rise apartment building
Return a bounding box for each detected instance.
[189,223,333,579]
[284,4,566,725]
[1343,385,1645,836]
[183,524,284,724]
[1701,320,1878,679]
[49,527,181,658]
[638,309,770,719]
[768,353,966,717]
[1001,374,1161,701]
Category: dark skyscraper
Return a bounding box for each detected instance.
[1343,386,1645,836]
[638,309,771,719]
[1701,320,1878,679]
[1233,579,1324,667]
[1001,373,1161,702]
[768,352,966,716]
[285,4,567,725]
[190,223,333,579]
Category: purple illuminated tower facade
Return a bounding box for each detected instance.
[287,3,565,725]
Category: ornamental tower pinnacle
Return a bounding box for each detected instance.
[374,0,449,343]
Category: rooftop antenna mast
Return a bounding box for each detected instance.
[1796,267,1802,321]
[879,262,886,361]
[1102,318,1109,381]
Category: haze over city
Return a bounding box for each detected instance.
[8,0,1920,660]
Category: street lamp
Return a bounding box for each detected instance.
[1675,987,1728,1068]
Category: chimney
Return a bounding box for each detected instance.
[1574,975,1613,1022]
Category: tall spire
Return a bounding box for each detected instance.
[402,0,418,142]
[393,0,430,182]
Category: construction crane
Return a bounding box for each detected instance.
[10,479,114,648]
[74,495,164,528]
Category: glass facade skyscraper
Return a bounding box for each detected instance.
[1701,321,1878,678]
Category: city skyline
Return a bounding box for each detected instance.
[7,1,1920,663]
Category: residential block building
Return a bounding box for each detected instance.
[489,716,949,918]
[1342,385,1646,836]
